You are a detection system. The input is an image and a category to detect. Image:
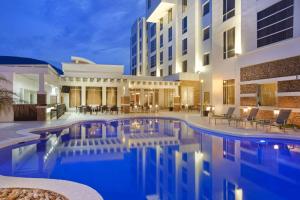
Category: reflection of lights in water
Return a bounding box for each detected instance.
[235,188,243,200]
[131,120,141,129]
[273,145,279,150]
[259,140,266,143]
[122,137,126,143]
[155,119,158,123]
[44,138,59,162]
[195,151,203,162]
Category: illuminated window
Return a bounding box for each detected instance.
[223,27,235,59]
[168,9,173,23]
[223,79,235,105]
[182,0,187,13]
[223,0,235,21]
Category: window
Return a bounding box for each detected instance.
[182,17,187,34]
[150,71,156,76]
[203,27,210,41]
[182,38,187,55]
[160,51,163,64]
[150,39,156,53]
[223,180,236,200]
[203,53,210,66]
[147,0,151,9]
[203,1,210,16]
[150,23,156,38]
[168,65,172,75]
[168,27,173,42]
[159,18,163,30]
[258,83,276,106]
[150,55,156,68]
[160,34,163,48]
[257,0,294,48]
[223,79,235,105]
[168,46,172,60]
[168,9,173,23]
[223,0,235,21]
[223,27,235,59]
[160,69,163,77]
[182,60,187,72]
[182,0,187,13]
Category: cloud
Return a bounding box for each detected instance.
[0,0,145,74]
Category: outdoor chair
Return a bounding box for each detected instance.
[209,107,235,125]
[256,109,291,132]
[102,105,108,113]
[110,105,119,114]
[229,108,259,127]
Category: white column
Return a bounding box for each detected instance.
[38,73,45,93]
[81,86,86,106]
[102,87,106,105]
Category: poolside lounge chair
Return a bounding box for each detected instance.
[229,108,259,127]
[256,109,291,132]
[209,107,235,125]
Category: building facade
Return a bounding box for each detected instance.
[130,17,148,76]
[131,0,300,122]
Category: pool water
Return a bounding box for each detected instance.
[0,118,300,200]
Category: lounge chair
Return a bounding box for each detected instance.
[209,107,235,125]
[229,108,259,127]
[256,109,291,132]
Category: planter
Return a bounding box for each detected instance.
[169,107,173,111]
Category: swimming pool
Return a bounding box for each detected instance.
[0,118,299,200]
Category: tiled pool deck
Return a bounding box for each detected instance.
[0,111,300,199]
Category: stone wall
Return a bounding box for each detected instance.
[240,56,300,82]
[240,84,257,94]
[278,96,300,108]
[240,97,256,106]
[278,80,300,92]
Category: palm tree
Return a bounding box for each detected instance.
[0,76,14,112]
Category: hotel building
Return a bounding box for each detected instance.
[130,0,300,122]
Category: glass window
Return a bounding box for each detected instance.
[69,86,81,107]
[86,87,102,106]
[203,27,210,41]
[168,27,173,42]
[182,60,187,72]
[168,65,172,75]
[182,38,187,55]
[182,16,187,34]
[150,23,156,38]
[160,51,163,64]
[160,34,163,48]
[203,1,210,16]
[150,71,156,76]
[150,39,156,53]
[223,27,235,59]
[159,17,163,30]
[150,55,156,68]
[160,69,163,77]
[223,79,235,105]
[168,9,173,23]
[223,0,235,21]
[106,87,117,107]
[168,46,172,60]
[257,0,294,48]
[182,0,187,13]
[203,53,210,66]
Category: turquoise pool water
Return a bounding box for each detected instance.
[0,118,299,200]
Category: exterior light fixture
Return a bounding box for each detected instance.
[274,109,280,116]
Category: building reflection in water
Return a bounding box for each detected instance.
[0,119,300,200]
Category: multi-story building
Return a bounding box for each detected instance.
[131,0,300,122]
[130,17,148,76]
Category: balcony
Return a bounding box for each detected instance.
[146,0,176,23]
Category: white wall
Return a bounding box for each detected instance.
[0,72,14,122]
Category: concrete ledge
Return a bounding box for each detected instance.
[0,176,103,200]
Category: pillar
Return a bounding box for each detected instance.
[102,87,106,105]
[37,73,47,121]
[121,84,130,113]
[81,86,86,106]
